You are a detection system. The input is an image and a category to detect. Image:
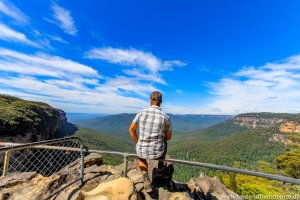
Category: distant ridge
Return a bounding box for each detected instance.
[72,113,233,138]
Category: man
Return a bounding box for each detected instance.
[129,91,172,193]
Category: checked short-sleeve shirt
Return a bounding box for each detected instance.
[132,106,171,159]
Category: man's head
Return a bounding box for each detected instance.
[150,91,162,106]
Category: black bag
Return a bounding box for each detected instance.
[152,162,174,189]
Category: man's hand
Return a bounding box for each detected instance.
[129,123,139,143]
[165,129,172,141]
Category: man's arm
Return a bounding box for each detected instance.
[165,117,172,141]
[129,123,139,143]
[165,129,172,141]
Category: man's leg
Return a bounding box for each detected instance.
[138,158,152,192]
[138,158,148,174]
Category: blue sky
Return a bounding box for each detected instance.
[0,0,300,114]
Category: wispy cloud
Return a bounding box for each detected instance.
[0,23,37,46]
[103,76,158,97]
[0,76,148,114]
[85,47,185,88]
[0,44,187,113]
[45,34,68,44]
[0,48,150,113]
[46,2,77,35]
[85,47,185,72]
[122,69,166,85]
[0,0,28,24]
[0,48,99,78]
[208,55,300,114]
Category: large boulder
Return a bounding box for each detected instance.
[187,175,239,200]
[77,177,137,200]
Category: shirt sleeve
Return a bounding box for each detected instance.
[132,112,141,124]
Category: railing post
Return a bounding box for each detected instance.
[2,143,12,177]
[2,150,10,176]
[79,143,85,186]
[123,154,128,177]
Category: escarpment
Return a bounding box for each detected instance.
[0,94,76,143]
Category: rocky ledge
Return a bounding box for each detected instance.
[0,153,239,200]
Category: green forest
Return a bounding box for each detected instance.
[73,113,300,197]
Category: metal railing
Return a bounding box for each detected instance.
[1,137,300,199]
[87,149,300,185]
[0,137,85,200]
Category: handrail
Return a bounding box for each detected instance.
[87,149,300,185]
[0,136,84,153]
[1,138,299,185]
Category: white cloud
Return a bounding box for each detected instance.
[208,55,300,114]
[45,34,68,44]
[0,48,99,77]
[85,47,185,72]
[0,0,28,24]
[0,23,37,46]
[47,2,77,35]
[85,47,185,89]
[104,76,158,97]
[0,46,187,114]
[123,69,167,85]
[0,48,151,113]
[0,76,149,114]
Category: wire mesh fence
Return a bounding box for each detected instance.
[0,137,84,200]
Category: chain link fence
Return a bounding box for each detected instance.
[0,137,84,200]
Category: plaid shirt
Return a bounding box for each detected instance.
[132,106,171,159]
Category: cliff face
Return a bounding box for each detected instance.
[232,113,300,145]
[232,112,300,129]
[0,95,72,143]
[279,121,300,134]
[233,116,286,128]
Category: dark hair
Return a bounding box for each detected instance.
[150,91,162,106]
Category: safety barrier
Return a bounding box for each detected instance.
[0,137,299,199]
[87,149,300,185]
[0,137,85,199]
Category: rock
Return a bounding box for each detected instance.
[158,188,192,200]
[84,153,104,168]
[59,153,103,173]
[0,153,239,200]
[280,121,300,134]
[77,177,137,200]
[170,192,192,200]
[234,116,285,128]
[270,134,293,146]
[0,173,63,200]
[187,175,239,200]
[0,172,37,188]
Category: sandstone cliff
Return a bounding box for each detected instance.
[279,121,300,134]
[233,114,286,128]
[0,94,76,143]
